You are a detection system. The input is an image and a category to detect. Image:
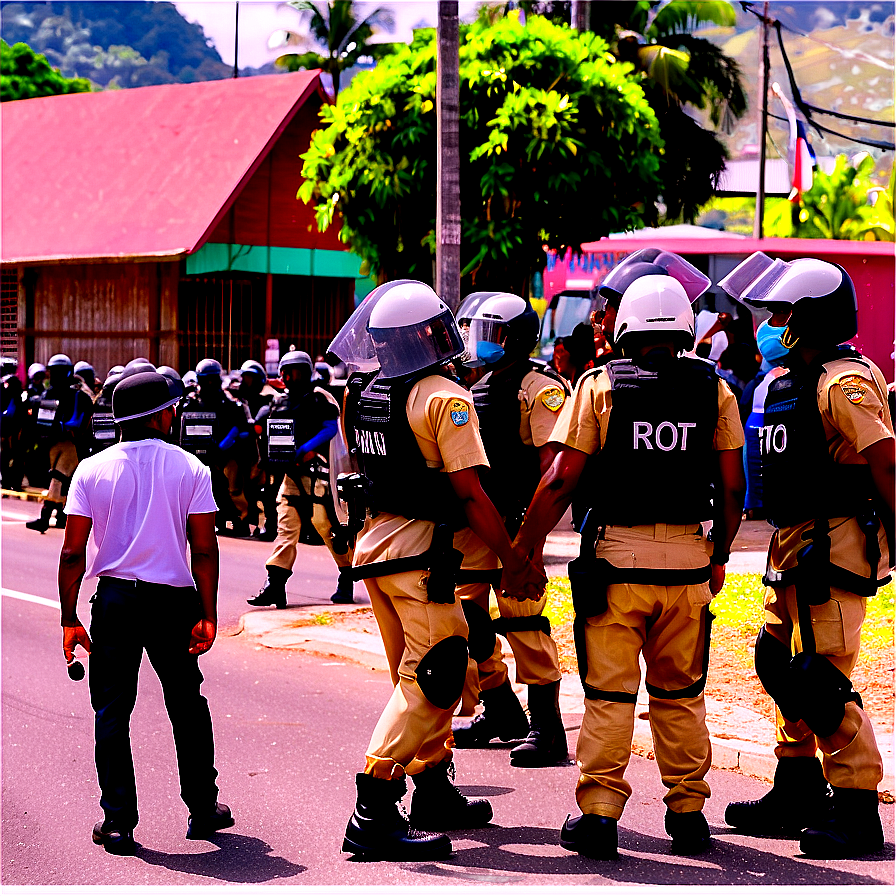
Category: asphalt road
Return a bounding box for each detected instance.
[2,497,893,887]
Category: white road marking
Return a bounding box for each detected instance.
[2,511,37,522]
[1,588,60,609]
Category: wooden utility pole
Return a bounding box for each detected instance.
[752,2,770,239]
[232,2,240,78]
[572,0,590,32]
[436,1,461,311]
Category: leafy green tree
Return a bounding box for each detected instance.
[587,1,747,221]
[0,39,91,101]
[766,154,895,241]
[272,0,394,98]
[300,13,664,293]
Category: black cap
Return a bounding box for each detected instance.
[112,372,180,423]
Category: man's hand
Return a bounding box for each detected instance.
[62,623,91,663]
[500,548,547,601]
[709,562,726,595]
[189,619,216,655]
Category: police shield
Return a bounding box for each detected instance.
[329,424,358,525]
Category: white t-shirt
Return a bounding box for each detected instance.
[65,439,218,587]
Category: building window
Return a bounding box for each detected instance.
[0,273,17,360]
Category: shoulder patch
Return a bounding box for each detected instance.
[449,398,470,426]
[541,386,565,412]
[838,374,869,405]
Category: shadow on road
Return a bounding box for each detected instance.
[135,832,306,883]
[407,823,893,886]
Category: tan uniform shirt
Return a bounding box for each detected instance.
[353,374,489,565]
[550,364,744,569]
[768,356,894,578]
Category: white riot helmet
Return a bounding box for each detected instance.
[367,282,464,380]
[465,293,540,369]
[614,275,696,353]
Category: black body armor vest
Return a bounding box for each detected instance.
[472,359,568,516]
[91,411,117,453]
[266,388,333,465]
[761,347,875,528]
[344,371,467,529]
[179,409,217,457]
[592,357,719,525]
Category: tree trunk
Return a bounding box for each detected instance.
[436,1,461,312]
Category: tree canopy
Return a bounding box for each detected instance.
[1,39,90,101]
[300,13,665,293]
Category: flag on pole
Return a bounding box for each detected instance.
[772,82,817,202]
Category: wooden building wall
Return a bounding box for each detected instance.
[206,94,345,252]
[16,261,180,378]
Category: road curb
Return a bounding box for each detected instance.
[1,488,45,502]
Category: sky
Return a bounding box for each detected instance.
[173,1,486,69]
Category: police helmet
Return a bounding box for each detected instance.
[108,365,125,377]
[183,370,198,388]
[719,252,857,348]
[313,361,333,385]
[101,372,123,399]
[240,359,267,386]
[47,353,74,371]
[156,365,185,399]
[456,292,501,327]
[74,360,95,386]
[279,351,313,376]
[614,275,696,353]
[465,293,540,370]
[367,282,464,380]
[598,248,711,311]
[28,362,46,381]
[119,362,157,381]
[196,358,223,378]
[112,371,180,423]
[1,357,17,376]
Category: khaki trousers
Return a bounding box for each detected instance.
[576,581,712,819]
[764,583,883,790]
[46,440,79,504]
[363,570,469,778]
[266,472,352,572]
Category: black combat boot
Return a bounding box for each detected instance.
[25,503,53,533]
[800,787,884,858]
[342,773,452,860]
[559,813,618,860]
[54,507,67,529]
[408,759,493,831]
[665,808,711,855]
[725,756,832,834]
[452,680,530,748]
[330,568,355,604]
[510,680,568,767]
[246,566,290,609]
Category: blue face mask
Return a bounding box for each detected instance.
[756,320,789,363]
[476,341,505,366]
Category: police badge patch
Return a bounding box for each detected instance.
[541,387,565,412]
[839,375,868,405]
[449,399,470,426]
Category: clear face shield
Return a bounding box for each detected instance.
[327,279,422,374]
[600,248,712,304]
[464,316,511,369]
[718,252,791,307]
[368,309,464,380]
[329,423,358,526]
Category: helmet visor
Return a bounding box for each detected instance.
[369,308,464,379]
[601,248,711,303]
[328,280,421,373]
[465,316,510,368]
[718,252,793,306]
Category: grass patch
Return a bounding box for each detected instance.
[311,612,334,626]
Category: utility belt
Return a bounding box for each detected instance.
[349,523,499,603]
[180,411,217,457]
[762,509,891,600]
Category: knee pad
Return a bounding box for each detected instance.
[48,468,71,494]
[789,651,862,739]
[415,635,468,709]
[461,600,497,663]
[754,626,800,722]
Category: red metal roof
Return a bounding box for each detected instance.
[1,71,323,264]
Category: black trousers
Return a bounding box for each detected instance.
[88,577,219,830]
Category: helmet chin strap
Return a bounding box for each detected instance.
[781,326,800,349]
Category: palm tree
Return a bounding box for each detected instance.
[270,0,394,99]
[588,2,748,221]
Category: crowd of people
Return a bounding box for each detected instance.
[23,247,894,863]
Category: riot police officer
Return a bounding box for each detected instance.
[25,354,95,532]
[247,351,353,607]
[89,372,124,455]
[720,254,894,859]
[451,292,570,767]
[179,358,255,537]
[513,265,746,859]
[74,361,98,396]
[1,357,25,489]
[333,281,545,860]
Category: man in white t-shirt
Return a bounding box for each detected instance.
[59,371,233,855]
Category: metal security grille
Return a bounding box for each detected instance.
[0,273,18,360]
[270,274,354,361]
[178,276,262,374]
